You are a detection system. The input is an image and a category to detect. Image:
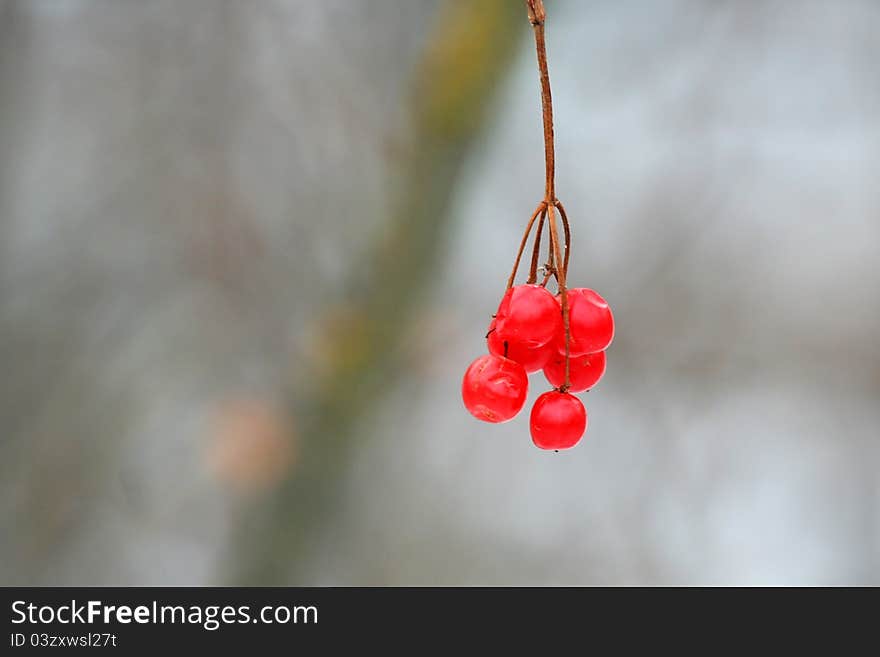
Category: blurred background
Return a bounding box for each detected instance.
[1,0,878,586]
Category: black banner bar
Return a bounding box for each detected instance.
[1,587,871,650]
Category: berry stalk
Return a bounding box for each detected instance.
[527,207,547,284]
[547,204,571,390]
[506,201,548,290]
[527,0,555,203]
[527,0,571,390]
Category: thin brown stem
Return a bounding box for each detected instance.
[539,229,556,287]
[527,207,547,284]
[546,204,571,390]
[507,201,547,289]
[527,0,555,203]
[526,0,570,389]
[555,199,571,279]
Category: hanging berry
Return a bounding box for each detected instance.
[530,391,587,450]
[461,0,614,450]
[462,354,529,423]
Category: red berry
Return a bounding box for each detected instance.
[543,350,606,393]
[462,354,528,423]
[529,391,587,450]
[558,288,613,355]
[487,319,554,373]
[493,284,563,351]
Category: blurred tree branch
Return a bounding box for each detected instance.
[226,0,525,584]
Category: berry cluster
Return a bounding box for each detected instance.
[461,0,613,451]
[462,284,613,450]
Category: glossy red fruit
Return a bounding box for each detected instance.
[543,350,606,393]
[487,319,554,373]
[529,391,587,450]
[493,284,563,350]
[462,354,528,423]
[557,288,614,355]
